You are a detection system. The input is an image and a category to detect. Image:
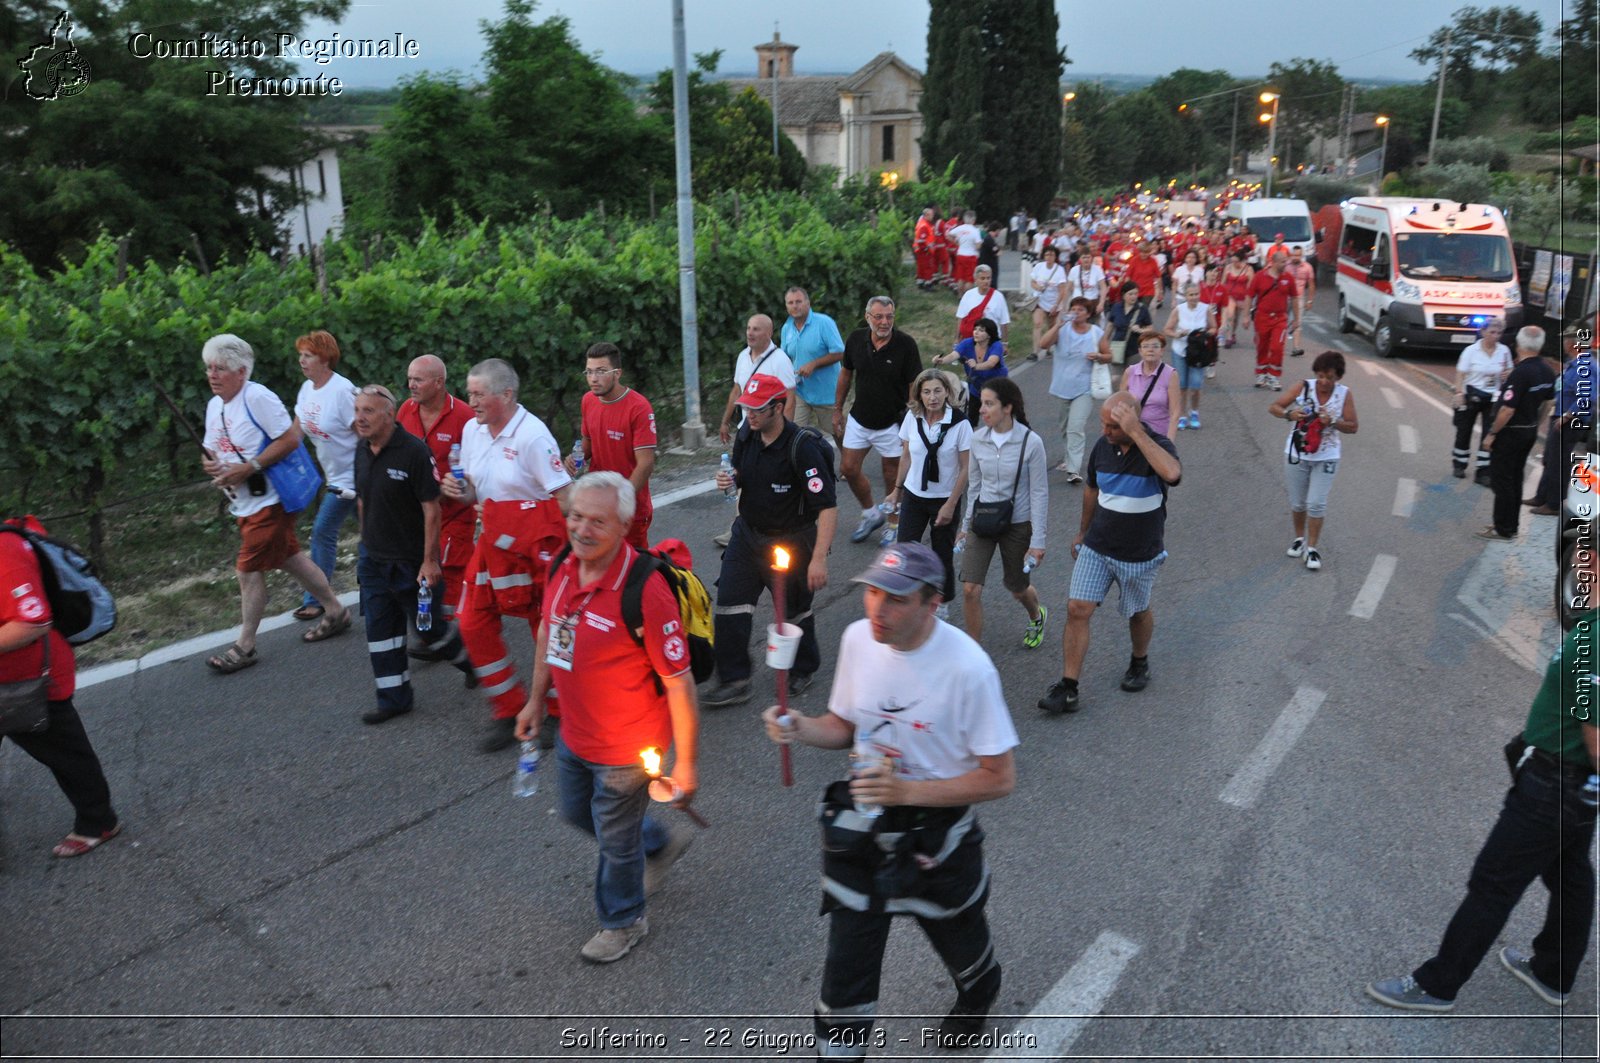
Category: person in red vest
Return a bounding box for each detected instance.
[396,355,475,641]
[913,207,937,291]
[440,358,573,752]
[576,341,658,550]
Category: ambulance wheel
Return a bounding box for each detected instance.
[1337,295,1355,334]
[1372,316,1395,358]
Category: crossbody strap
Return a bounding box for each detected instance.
[1138,364,1163,407]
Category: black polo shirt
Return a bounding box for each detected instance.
[732,420,837,535]
[842,327,923,430]
[354,424,441,563]
[1495,356,1558,429]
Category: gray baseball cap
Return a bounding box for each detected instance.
[852,542,945,596]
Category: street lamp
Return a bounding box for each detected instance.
[1375,114,1391,191]
[1259,91,1280,197]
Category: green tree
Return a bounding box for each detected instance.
[0,0,351,270]
[370,73,500,235]
[919,0,981,191]
[1264,58,1346,172]
[1358,83,1469,147]
[1410,5,1544,104]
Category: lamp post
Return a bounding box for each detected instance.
[1059,91,1076,180]
[1259,91,1280,197]
[1374,114,1390,192]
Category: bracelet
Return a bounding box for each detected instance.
[248,458,264,472]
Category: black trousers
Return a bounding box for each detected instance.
[713,518,819,683]
[6,698,117,837]
[895,491,960,602]
[358,553,470,711]
[1452,389,1495,472]
[1413,758,1596,998]
[1488,426,1538,535]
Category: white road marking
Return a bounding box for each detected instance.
[1356,358,1380,377]
[1349,554,1399,619]
[1392,477,1418,518]
[1219,685,1329,809]
[1367,360,1454,416]
[653,479,719,507]
[1398,424,1419,453]
[988,931,1141,1060]
[1381,386,1403,409]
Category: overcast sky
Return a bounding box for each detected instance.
[295,0,1568,87]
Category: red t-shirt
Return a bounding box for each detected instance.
[580,388,658,521]
[1126,255,1162,296]
[1249,269,1300,315]
[544,544,687,764]
[0,528,75,700]
[1199,282,1229,307]
[396,395,476,532]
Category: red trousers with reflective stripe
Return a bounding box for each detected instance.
[1254,311,1288,378]
[438,515,475,620]
[914,249,935,282]
[458,499,565,720]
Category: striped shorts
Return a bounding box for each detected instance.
[1068,545,1167,617]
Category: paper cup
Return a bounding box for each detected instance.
[765,622,803,671]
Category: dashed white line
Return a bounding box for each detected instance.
[1349,554,1399,620]
[1219,685,1329,809]
[1356,358,1381,377]
[988,931,1141,1060]
[1392,477,1418,518]
[1381,386,1403,409]
[1398,424,1419,453]
[1367,361,1454,416]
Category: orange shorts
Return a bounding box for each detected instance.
[236,505,300,572]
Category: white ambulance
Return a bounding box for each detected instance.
[1223,197,1316,266]
[1335,197,1522,358]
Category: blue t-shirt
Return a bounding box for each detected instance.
[953,337,1009,395]
[1084,432,1179,563]
[782,311,846,406]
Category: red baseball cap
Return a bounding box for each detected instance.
[736,373,787,409]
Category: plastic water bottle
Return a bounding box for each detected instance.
[850,748,886,818]
[448,443,464,480]
[1582,774,1600,810]
[1023,556,1037,575]
[719,453,737,501]
[878,499,896,518]
[415,581,433,633]
[513,740,541,798]
[570,439,585,475]
[954,536,964,555]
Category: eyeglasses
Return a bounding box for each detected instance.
[359,385,397,403]
[582,368,620,379]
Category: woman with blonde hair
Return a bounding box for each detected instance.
[885,368,972,617]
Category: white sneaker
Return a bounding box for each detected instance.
[1286,537,1306,558]
[580,917,648,963]
[879,523,898,547]
[1304,547,1322,571]
[1269,378,1283,392]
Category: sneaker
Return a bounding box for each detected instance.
[1188,412,1201,430]
[1064,472,1084,485]
[787,672,814,697]
[701,679,752,708]
[1499,946,1568,1006]
[537,713,560,751]
[850,508,887,543]
[1474,472,1493,487]
[645,825,695,897]
[1286,537,1306,558]
[1475,526,1515,542]
[361,705,412,725]
[1292,347,1306,357]
[1452,466,1468,479]
[1304,547,1323,571]
[580,917,649,964]
[1038,678,1080,714]
[1269,378,1283,392]
[934,602,951,621]
[1365,974,1454,1012]
[1022,604,1048,648]
[1205,366,1217,379]
[1120,659,1150,692]
[479,716,517,753]
[879,522,898,547]
[1175,416,1186,431]
[1253,375,1266,388]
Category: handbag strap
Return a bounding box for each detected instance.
[1005,429,1029,498]
[236,383,280,454]
[1138,364,1163,407]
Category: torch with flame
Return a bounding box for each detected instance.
[772,547,795,788]
[640,746,709,827]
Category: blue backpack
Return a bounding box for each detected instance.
[0,524,117,645]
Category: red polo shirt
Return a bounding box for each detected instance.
[580,388,658,523]
[1126,254,1162,296]
[1249,268,1300,316]
[0,525,74,700]
[396,395,476,532]
[544,543,687,764]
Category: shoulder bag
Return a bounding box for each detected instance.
[0,635,51,735]
[970,430,1030,538]
[1090,358,1114,400]
[240,384,323,514]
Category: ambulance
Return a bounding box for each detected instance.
[1334,197,1522,358]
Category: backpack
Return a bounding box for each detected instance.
[1185,328,1218,368]
[0,522,117,645]
[549,538,715,685]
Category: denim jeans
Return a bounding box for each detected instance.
[555,735,669,928]
[1413,758,1597,998]
[302,490,358,607]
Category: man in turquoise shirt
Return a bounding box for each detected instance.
[782,286,846,451]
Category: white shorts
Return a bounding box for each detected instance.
[843,415,902,458]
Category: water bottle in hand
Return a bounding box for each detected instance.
[1023,556,1037,575]
[513,740,541,798]
[719,453,737,501]
[416,580,433,633]
[570,439,585,475]
[448,443,465,480]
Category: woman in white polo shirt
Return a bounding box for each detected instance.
[1451,320,1512,482]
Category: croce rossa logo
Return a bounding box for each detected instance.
[19,9,92,100]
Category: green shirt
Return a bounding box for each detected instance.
[1523,610,1600,767]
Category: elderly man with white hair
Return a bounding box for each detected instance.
[199,333,351,673]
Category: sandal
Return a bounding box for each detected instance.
[302,608,352,643]
[206,643,257,673]
[292,604,325,621]
[53,823,122,858]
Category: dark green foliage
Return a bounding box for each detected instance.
[1357,84,1469,146]
[1264,58,1346,171]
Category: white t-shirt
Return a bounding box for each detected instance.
[1283,380,1349,463]
[956,287,1010,331]
[948,224,982,257]
[898,409,973,499]
[1171,263,1205,293]
[295,372,358,490]
[460,405,572,502]
[830,619,1018,781]
[733,344,796,425]
[1455,342,1512,394]
[204,381,292,518]
[1068,262,1106,301]
[1030,262,1068,313]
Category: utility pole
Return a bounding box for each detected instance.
[1428,28,1451,161]
[672,0,705,451]
[1228,88,1239,176]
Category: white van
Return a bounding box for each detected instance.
[1224,197,1316,265]
[1335,197,1522,358]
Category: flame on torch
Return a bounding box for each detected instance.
[773,546,791,572]
[640,747,662,777]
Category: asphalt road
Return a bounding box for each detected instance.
[3,278,1595,1062]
